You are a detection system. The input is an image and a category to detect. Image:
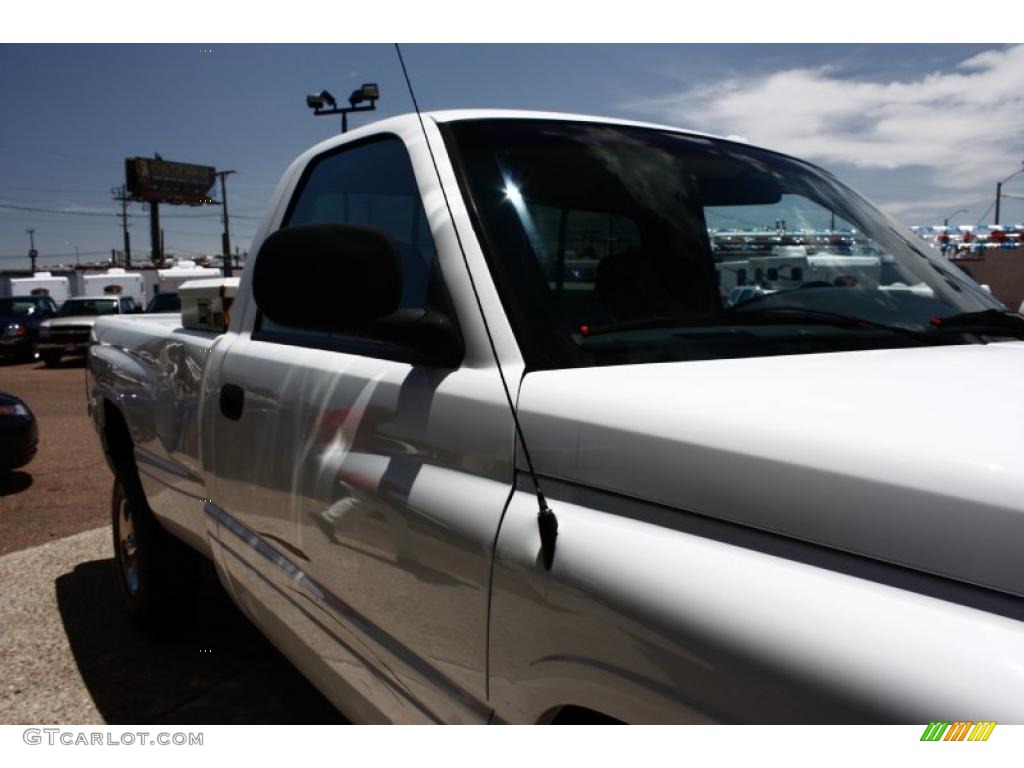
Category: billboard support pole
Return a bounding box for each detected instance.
[150,202,162,267]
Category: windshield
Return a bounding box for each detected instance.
[0,298,40,316]
[146,293,180,313]
[57,298,118,317]
[444,119,1004,370]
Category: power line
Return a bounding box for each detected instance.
[0,202,259,220]
[974,199,997,228]
[0,203,118,217]
[0,184,115,196]
[160,227,256,237]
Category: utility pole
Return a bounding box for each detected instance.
[216,170,236,277]
[65,241,80,268]
[111,185,132,268]
[26,229,37,272]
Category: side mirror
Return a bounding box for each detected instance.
[253,223,402,331]
[252,223,463,367]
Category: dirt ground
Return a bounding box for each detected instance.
[0,356,112,554]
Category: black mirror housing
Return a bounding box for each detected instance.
[253,223,402,332]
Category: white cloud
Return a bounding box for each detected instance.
[633,45,1024,198]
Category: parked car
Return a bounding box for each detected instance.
[37,295,136,367]
[145,293,181,313]
[87,110,1024,724]
[0,392,37,471]
[0,295,58,361]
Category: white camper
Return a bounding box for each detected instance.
[156,260,221,297]
[8,272,71,306]
[805,254,882,288]
[83,268,146,307]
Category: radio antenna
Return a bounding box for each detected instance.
[393,43,558,570]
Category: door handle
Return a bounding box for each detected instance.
[219,383,245,421]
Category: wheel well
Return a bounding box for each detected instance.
[544,706,624,725]
[102,399,136,478]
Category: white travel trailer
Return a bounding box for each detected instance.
[717,251,883,295]
[805,254,882,288]
[82,268,146,307]
[8,272,71,306]
[156,260,221,297]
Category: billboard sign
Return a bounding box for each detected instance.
[125,157,216,204]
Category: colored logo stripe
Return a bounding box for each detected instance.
[969,722,997,741]
[944,722,973,741]
[920,721,996,741]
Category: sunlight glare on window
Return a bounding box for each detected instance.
[504,182,524,207]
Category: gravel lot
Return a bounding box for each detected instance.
[0,356,345,724]
[0,357,111,554]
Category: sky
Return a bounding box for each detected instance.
[1,43,1022,270]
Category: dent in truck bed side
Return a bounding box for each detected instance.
[89,315,221,556]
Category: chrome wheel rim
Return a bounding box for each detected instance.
[118,495,140,595]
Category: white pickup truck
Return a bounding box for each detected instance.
[88,110,1024,724]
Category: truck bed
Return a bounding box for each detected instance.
[90,313,222,554]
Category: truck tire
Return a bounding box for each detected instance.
[40,351,60,367]
[111,475,200,629]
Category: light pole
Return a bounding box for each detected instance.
[306,84,379,133]
[995,162,1024,226]
[943,209,968,227]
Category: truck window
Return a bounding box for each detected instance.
[445,119,1001,370]
[259,135,443,348]
[513,201,643,330]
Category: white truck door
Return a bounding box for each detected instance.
[207,135,515,723]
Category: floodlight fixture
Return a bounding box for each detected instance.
[305,82,380,133]
[349,83,379,107]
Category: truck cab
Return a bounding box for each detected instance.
[87,110,1024,724]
